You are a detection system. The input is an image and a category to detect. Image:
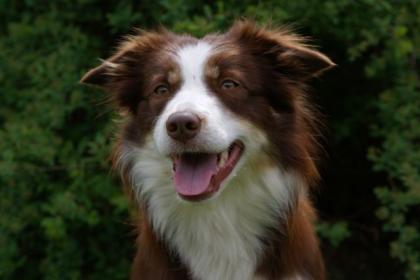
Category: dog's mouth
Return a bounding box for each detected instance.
[171,141,244,201]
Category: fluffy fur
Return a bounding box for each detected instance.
[81,20,334,280]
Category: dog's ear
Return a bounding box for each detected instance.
[79,37,141,88]
[80,30,173,113]
[228,20,335,79]
[80,29,172,87]
[80,55,123,87]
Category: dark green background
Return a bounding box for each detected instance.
[1,0,419,279]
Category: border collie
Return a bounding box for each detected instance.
[81,20,334,280]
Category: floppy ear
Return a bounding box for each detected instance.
[228,20,335,79]
[80,30,173,113]
[79,37,141,87]
[276,44,335,78]
[80,56,122,87]
[80,29,172,87]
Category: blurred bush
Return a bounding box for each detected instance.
[0,0,418,279]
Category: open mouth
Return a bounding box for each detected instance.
[171,141,244,201]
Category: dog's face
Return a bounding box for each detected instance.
[81,21,334,202]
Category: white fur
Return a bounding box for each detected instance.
[116,42,304,280]
[120,136,300,280]
[153,41,238,156]
[99,58,119,69]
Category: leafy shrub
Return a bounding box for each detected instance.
[0,1,418,279]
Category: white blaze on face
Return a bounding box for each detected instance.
[177,41,212,90]
[153,41,240,155]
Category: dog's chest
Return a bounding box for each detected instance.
[167,203,264,280]
[144,169,294,280]
[127,142,296,280]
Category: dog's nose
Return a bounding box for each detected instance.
[166,112,201,142]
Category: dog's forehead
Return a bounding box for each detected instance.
[174,40,214,83]
[171,36,242,82]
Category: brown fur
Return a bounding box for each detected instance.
[130,208,190,280]
[81,20,334,280]
[256,198,324,279]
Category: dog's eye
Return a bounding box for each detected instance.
[153,84,170,96]
[221,79,239,90]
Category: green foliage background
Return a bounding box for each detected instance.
[0,0,419,279]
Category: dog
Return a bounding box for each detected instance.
[81,20,334,280]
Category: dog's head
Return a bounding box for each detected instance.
[81,20,334,202]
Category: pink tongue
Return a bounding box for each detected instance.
[173,153,218,196]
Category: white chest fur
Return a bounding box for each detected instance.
[122,140,300,280]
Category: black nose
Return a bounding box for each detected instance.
[166,112,201,143]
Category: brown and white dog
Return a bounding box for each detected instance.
[81,20,334,280]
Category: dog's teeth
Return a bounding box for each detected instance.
[218,151,228,167]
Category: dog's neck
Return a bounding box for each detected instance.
[122,140,302,280]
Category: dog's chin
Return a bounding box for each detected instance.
[170,140,245,202]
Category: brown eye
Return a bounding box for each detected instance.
[153,84,170,96]
[221,79,239,90]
